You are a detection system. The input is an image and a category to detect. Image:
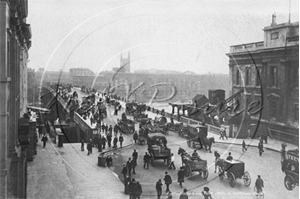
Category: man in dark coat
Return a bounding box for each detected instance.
[133,131,138,143]
[109,125,113,134]
[87,140,92,156]
[113,136,118,148]
[41,134,48,148]
[164,172,172,193]
[107,133,112,147]
[101,124,105,132]
[132,149,138,161]
[156,179,163,199]
[258,142,264,156]
[119,134,124,147]
[114,124,119,136]
[143,152,150,169]
[132,158,137,175]
[242,140,247,152]
[255,175,264,193]
[136,181,142,199]
[177,167,185,188]
[121,163,128,182]
[127,158,132,176]
[226,152,233,161]
[101,136,107,149]
[179,188,188,199]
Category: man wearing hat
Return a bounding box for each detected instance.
[255,175,264,194]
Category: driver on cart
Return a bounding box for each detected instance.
[191,150,201,161]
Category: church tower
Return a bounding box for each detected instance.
[120,51,131,73]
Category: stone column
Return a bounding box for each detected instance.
[0,2,10,198]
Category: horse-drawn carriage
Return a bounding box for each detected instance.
[178,148,209,179]
[216,159,251,187]
[117,113,135,134]
[147,133,171,166]
[147,117,169,135]
[281,149,299,191]
[184,124,215,153]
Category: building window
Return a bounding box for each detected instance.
[270,66,277,87]
[236,69,240,85]
[271,32,279,40]
[245,68,251,86]
[293,66,299,88]
[255,68,261,87]
[269,100,277,120]
[295,104,299,122]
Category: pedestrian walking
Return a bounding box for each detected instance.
[127,158,132,176]
[106,155,113,167]
[223,128,228,139]
[242,140,247,152]
[169,153,176,170]
[101,136,107,149]
[113,136,118,148]
[202,187,212,199]
[114,124,119,136]
[128,178,136,199]
[263,133,268,144]
[219,129,224,140]
[177,167,185,188]
[164,172,172,193]
[144,152,150,169]
[132,158,137,175]
[102,124,105,132]
[109,125,113,134]
[132,149,138,161]
[255,175,264,194]
[105,124,108,134]
[258,142,264,156]
[41,133,48,148]
[214,150,220,173]
[107,133,112,147]
[179,188,188,199]
[156,179,163,199]
[122,163,128,182]
[87,140,92,156]
[119,134,124,147]
[133,131,138,143]
[81,139,84,151]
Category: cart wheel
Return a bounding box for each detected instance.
[218,168,224,180]
[243,171,251,187]
[228,172,235,187]
[203,168,209,179]
[284,175,295,190]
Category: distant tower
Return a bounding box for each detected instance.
[120,51,131,73]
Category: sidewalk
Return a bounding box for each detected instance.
[27,133,133,199]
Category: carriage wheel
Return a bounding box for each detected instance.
[284,175,295,190]
[202,168,209,179]
[243,171,251,187]
[218,168,224,180]
[228,172,236,187]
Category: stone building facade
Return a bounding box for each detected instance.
[0,0,32,198]
[227,15,299,144]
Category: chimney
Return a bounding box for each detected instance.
[271,13,277,26]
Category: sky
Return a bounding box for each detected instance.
[27,0,299,75]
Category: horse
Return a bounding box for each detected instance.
[202,137,215,153]
[215,158,226,173]
[178,147,191,166]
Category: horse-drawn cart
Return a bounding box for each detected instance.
[217,159,251,187]
[178,148,209,179]
[281,149,299,191]
[147,133,171,166]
